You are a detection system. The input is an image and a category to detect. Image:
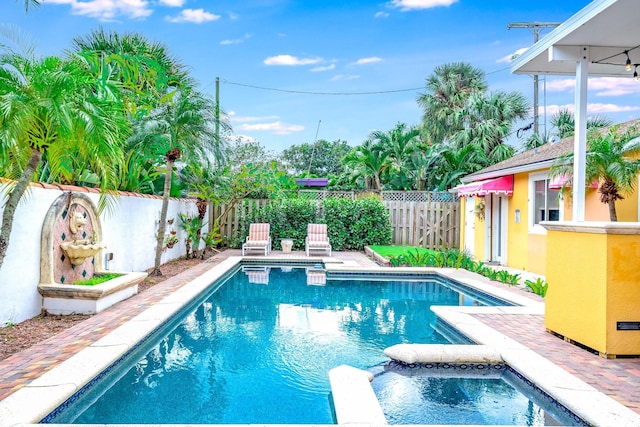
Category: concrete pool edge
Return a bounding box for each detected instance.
[432,305,640,427]
[1,257,638,426]
[0,256,244,426]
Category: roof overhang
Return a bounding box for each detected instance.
[511,0,640,77]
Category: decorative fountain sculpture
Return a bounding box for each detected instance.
[38,192,147,315]
[59,210,107,265]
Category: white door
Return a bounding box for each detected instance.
[463,197,475,254]
[489,194,508,264]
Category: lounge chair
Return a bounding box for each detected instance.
[242,223,271,256]
[305,223,332,256]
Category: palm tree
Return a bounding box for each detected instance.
[369,123,419,190]
[342,139,389,191]
[70,28,188,117]
[550,108,613,139]
[453,90,529,153]
[130,85,226,274]
[417,62,487,145]
[551,124,640,221]
[409,143,444,190]
[71,29,205,275]
[432,143,487,191]
[0,48,129,269]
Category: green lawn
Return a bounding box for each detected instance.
[368,245,435,259]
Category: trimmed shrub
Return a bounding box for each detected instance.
[322,197,392,250]
[245,198,317,250]
[240,197,392,251]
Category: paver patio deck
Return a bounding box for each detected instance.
[0,248,638,420]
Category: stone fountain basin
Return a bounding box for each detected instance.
[60,240,107,266]
[38,271,148,315]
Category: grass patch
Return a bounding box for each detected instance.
[368,245,435,259]
[74,273,122,286]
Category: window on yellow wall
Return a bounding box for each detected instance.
[534,179,560,224]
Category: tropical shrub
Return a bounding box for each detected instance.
[245,198,317,250]
[322,197,392,250]
[525,277,549,297]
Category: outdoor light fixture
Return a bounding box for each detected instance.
[625,50,632,71]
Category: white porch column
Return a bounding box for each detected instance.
[572,46,589,222]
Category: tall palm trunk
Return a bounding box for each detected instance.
[194,197,207,259]
[151,158,175,275]
[0,149,42,270]
[599,179,622,222]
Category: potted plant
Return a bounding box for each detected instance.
[164,233,179,249]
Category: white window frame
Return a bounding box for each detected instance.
[529,171,564,234]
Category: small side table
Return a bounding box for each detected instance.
[281,238,294,253]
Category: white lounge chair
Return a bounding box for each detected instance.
[305,223,332,256]
[242,223,271,256]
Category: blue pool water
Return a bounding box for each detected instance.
[45,265,571,425]
[371,362,585,426]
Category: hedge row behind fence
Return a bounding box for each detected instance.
[241,197,392,251]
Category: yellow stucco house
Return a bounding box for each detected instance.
[456,119,640,276]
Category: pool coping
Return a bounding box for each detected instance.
[1,255,638,426]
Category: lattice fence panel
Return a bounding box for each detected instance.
[382,191,459,202]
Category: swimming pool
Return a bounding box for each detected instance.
[42,262,575,425]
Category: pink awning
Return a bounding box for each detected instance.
[548,174,598,190]
[456,175,513,197]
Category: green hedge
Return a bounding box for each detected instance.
[322,198,392,250]
[241,197,392,251]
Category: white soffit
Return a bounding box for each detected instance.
[511,0,640,77]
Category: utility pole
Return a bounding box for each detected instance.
[215,77,220,144]
[508,22,561,136]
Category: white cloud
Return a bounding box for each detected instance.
[44,0,153,21]
[352,57,382,65]
[159,0,184,6]
[220,34,252,45]
[330,74,360,81]
[375,11,390,18]
[544,78,576,92]
[545,76,640,97]
[497,47,528,63]
[311,64,336,72]
[389,0,458,11]
[238,121,305,135]
[541,103,640,116]
[228,113,280,123]
[264,54,323,66]
[166,8,220,23]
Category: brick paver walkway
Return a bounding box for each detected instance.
[472,312,640,415]
[1,249,639,420]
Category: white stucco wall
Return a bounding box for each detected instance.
[0,184,202,326]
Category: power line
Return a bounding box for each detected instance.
[206,65,513,96]
[220,78,422,95]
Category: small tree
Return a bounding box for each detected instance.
[551,124,640,221]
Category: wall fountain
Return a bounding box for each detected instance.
[38,192,147,315]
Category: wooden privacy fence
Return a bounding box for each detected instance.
[211,191,460,249]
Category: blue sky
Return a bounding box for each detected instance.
[5,0,640,153]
